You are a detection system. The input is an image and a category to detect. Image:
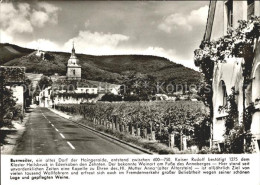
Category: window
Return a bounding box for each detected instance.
[225,0,233,28]
[222,84,228,107]
[247,0,255,20]
[217,81,228,113]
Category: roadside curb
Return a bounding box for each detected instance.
[48,108,154,155]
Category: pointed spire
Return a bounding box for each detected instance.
[71,40,75,56]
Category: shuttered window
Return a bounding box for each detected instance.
[247,0,255,20]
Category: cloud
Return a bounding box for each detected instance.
[0,2,60,34]
[26,39,60,51]
[188,5,209,25]
[62,30,198,69]
[84,20,90,28]
[38,2,60,14]
[34,2,60,25]
[0,3,33,33]
[158,5,208,33]
[0,30,13,43]
[142,47,198,70]
[158,13,192,33]
[63,31,129,54]
[31,11,50,28]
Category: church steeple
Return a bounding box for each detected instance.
[67,41,81,80]
[71,41,76,57]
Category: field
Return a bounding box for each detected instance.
[55,101,210,152]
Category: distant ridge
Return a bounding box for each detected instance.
[0,43,201,85]
[0,43,34,65]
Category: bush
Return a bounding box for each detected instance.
[100,93,122,102]
[12,105,24,121]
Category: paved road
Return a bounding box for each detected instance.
[14,107,143,154]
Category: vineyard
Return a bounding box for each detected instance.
[55,101,210,152]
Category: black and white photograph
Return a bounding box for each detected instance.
[0,0,260,155]
[0,0,260,184]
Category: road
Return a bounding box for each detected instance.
[14,107,144,154]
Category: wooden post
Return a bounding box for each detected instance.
[151,131,156,141]
[180,134,183,151]
[143,128,147,139]
[137,128,140,136]
[120,124,123,132]
[183,135,187,150]
[169,133,175,148]
[116,123,120,131]
[131,126,135,136]
[113,122,116,130]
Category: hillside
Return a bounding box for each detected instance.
[0,43,34,65]
[1,43,202,85]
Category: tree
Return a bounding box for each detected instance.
[100,93,122,102]
[0,86,16,127]
[120,72,156,101]
[35,76,53,96]
[24,78,32,109]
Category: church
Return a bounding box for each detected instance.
[66,43,81,80]
[38,42,121,106]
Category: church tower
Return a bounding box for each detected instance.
[66,42,81,80]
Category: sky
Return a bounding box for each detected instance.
[0,1,209,70]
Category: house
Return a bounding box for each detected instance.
[25,73,44,104]
[35,49,46,60]
[38,86,53,107]
[204,0,260,151]
[97,82,121,95]
[151,94,176,101]
[153,94,169,101]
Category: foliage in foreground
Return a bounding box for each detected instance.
[194,16,260,153]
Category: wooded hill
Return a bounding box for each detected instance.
[0,43,201,86]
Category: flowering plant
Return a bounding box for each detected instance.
[195,16,260,66]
